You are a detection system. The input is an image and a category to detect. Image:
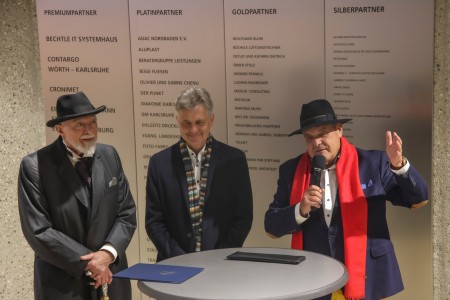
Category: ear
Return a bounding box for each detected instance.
[54,124,63,135]
[209,113,215,125]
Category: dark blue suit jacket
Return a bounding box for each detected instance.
[145,138,253,261]
[265,148,428,300]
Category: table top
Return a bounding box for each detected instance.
[138,247,348,300]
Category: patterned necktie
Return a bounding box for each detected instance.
[75,157,92,187]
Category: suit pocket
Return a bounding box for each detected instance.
[201,218,219,250]
[102,182,119,212]
[370,240,394,258]
[104,180,119,195]
[362,183,380,197]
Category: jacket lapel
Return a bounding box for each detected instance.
[86,148,116,250]
[89,153,105,228]
[175,138,218,209]
[52,139,90,208]
[173,144,189,208]
[205,139,219,201]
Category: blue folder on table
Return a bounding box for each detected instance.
[113,263,204,284]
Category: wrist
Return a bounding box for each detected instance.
[299,209,310,218]
[100,249,114,264]
[100,244,117,263]
[390,156,407,170]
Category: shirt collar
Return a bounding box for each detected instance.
[187,144,206,162]
[328,152,340,169]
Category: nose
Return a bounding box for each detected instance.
[189,124,199,134]
[82,123,97,134]
[313,138,322,147]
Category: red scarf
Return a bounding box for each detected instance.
[290,137,367,300]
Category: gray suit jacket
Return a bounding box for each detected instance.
[18,137,136,300]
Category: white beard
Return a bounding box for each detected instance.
[83,144,96,157]
[69,141,96,157]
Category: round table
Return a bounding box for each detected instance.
[138,247,348,300]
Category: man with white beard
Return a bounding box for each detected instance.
[18,91,136,300]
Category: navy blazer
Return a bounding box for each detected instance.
[145,138,253,261]
[265,148,428,300]
[18,137,137,300]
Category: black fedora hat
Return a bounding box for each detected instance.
[288,99,351,136]
[46,92,106,127]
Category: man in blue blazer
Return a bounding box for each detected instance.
[146,87,253,262]
[264,99,428,300]
[18,92,137,300]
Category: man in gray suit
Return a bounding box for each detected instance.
[18,92,137,300]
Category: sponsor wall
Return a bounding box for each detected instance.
[36,1,433,299]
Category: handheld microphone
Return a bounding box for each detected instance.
[311,154,326,187]
[310,154,326,211]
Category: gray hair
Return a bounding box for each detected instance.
[175,87,213,115]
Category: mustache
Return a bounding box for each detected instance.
[80,134,95,140]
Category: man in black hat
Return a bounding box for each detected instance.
[264,99,428,300]
[18,91,136,300]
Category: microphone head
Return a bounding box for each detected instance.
[311,154,326,170]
